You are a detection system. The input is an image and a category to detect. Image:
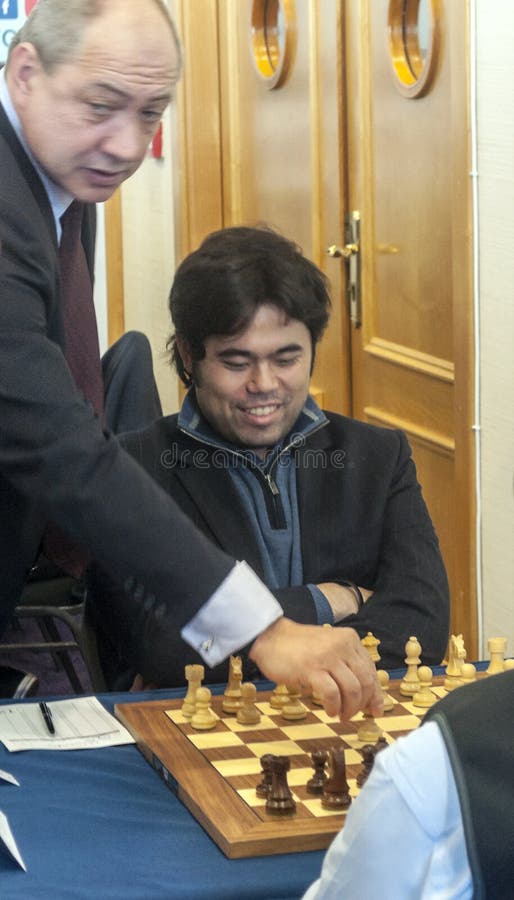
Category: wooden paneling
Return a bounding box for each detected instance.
[345,0,475,652]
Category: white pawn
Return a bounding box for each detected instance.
[357,714,383,743]
[237,682,261,725]
[282,688,308,721]
[412,666,437,708]
[191,686,218,730]
[270,684,290,710]
[377,670,395,712]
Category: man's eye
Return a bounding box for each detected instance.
[276,356,298,366]
[89,103,112,117]
[224,361,247,371]
[142,110,162,123]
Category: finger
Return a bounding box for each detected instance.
[309,661,367,721]
[339,644,383,716]
[308,670,343,718]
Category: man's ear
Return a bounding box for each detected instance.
[175,335,193,375]
[7,43,43,106]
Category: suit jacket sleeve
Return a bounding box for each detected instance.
[0,124,235,657]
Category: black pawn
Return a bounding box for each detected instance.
[357,736,388,788]
[306,748,329,795]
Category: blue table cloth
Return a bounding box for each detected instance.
[0,686,324,899]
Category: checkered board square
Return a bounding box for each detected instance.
[115,681,447,858]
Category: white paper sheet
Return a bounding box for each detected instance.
[0,769,19,786]
[0,697,135,751]
[0,810,26,871]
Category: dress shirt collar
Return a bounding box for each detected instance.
[0,67,73,237]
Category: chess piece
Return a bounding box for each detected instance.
[237,682,261,725]
[191,686,218,730]
[460,662,477,685]
[412,666,437,708]
[377,669,395,712]
[222,655,243,713]
[444,633,466,691]
[357,713,383,743]
[281,688,308,721]
[503,658,514,671]
[270,684,290,710]
[400,635,422,696]
[485,637,507,675]
[361,631,381,664]
[357,737,388,788]
[306,749,329,795]
[321,747,351,810]
[256,753,274,798]
[182,664,204,719]
[266,756,296,815]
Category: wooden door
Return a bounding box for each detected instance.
[172,0,476,655]
[173,0,350,413]
[343,0,475,653]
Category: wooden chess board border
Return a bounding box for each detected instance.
[115,680,446,859]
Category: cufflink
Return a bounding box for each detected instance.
[200,636,214,653]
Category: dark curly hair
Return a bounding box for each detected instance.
[167,225,331,386]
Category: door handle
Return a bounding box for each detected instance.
[327,211,361,328]
[327,242,358,259]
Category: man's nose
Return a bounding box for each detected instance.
[101,118,147,164]
[247,362,278,393]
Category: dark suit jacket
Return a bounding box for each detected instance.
[87,411,450,688]
[0,101,234,664]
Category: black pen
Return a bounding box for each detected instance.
[39,701,55,735]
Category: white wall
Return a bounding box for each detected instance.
[476,1,514,654]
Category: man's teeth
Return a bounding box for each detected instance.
[247,405,276,416]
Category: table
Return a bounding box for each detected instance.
[0,686,325,899]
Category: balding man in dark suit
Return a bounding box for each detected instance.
[0,2,381,720]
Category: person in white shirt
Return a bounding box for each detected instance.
[303,669,514,899]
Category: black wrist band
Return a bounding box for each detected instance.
[339,580,364,611]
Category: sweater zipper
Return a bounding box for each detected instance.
[178,420,327,530]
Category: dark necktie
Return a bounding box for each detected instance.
[42,201,104,577]
[59,200,104,417]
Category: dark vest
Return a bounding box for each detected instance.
[424,670,514,899]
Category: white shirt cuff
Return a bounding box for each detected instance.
[180,560,283,667]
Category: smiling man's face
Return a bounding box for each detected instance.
[184,304,313,457]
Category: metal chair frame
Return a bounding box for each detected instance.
[0,576,107,693]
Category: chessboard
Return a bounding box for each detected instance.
[115,679,448,859]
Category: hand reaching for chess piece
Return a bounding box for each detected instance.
[249,618,383,721]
